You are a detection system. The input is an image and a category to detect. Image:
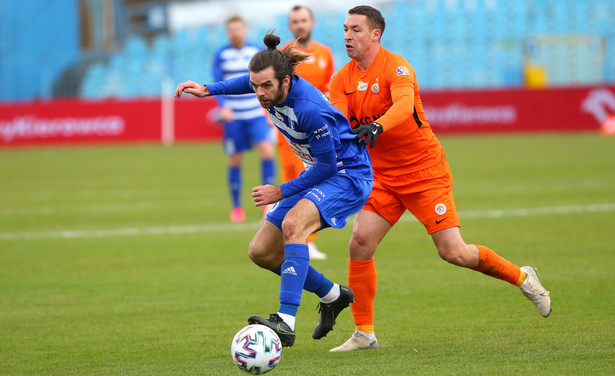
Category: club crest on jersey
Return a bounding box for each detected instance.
[371,83,379,93]
[435,203,447,215]
[357,81,368,91]
[396,66,410,76]
[274,109,284,122]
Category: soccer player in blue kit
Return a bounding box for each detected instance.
[213,15,276,222]
[175,33,373,348]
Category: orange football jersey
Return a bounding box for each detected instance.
[330,47,443,176]
[281,40,334,95]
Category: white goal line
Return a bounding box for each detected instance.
[1,203,614,241]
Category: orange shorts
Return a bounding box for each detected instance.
[364,153,460,234]
[277,133,305,183]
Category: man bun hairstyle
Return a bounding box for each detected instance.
[263,32,282,50]
[249,32,311,82]
[349,5,386,37]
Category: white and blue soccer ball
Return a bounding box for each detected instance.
[231,324,282,374]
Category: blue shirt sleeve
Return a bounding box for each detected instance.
[207,74,253,96]
[280,150,337,197]
[279,102,339,197]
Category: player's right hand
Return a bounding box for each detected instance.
[174,80,209,98]
[252,185,283,206]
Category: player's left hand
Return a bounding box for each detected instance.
[252,185,283,206]
[350,122,383,148]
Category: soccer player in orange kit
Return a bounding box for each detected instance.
[328,6,552,352]
[278,5,336,260]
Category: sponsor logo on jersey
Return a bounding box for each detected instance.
[396,66,410,76]
[349,113,385,128]
[357,81,368,91]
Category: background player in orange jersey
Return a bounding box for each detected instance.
[328,5,552,352]
[277,5,336,260]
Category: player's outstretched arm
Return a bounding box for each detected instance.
[174,80,210,98]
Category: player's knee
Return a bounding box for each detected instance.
[258,141,274,159]
[437,244,472,267]
[281,218,303,243]
[349,232,377,260]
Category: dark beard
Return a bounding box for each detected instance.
[295,32,312,46]
[259,86,286,109]
[271,86,286,107]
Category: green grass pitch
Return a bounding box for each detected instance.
[1,133,614,375]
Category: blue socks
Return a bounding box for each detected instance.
[278,244,309,317]
[228,166,241,208]
[273,253,334,298]
[262,158,275,185]
[229,160,273,209]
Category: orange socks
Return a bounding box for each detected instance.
[348,248,524,334]
[473,245,525,286]
[348,258,377,333]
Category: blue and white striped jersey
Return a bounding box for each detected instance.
[212,43,265,120]
[207,75,373,197]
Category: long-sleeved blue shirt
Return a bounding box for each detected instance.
[208,74,372,197]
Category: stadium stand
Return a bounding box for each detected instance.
[4,0,615,101]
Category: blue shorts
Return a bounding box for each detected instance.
[266,174,373,230]
[223,117,270,155]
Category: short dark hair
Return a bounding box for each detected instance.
[348,5,385,37]
[290,5,313,19]
[249,33,310,82]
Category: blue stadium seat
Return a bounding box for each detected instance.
[80,62,106,99]
[76,0,615,99]
[125,35,147,60]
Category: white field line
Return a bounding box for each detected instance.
[0,199,213,217]
[1,203,614,241]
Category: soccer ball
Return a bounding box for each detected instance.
[231,324,283,374]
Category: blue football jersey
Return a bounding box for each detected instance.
[212,43,264,120]
[208,75,372,197]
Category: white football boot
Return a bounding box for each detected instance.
[519,266,552,317]
[329,331,379,352]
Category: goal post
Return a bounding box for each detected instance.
[523,34,605,87]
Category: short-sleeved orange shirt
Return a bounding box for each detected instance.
[330,46,443,177]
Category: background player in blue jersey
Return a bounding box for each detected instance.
[175,33,373,348]
[213,15,276,223]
